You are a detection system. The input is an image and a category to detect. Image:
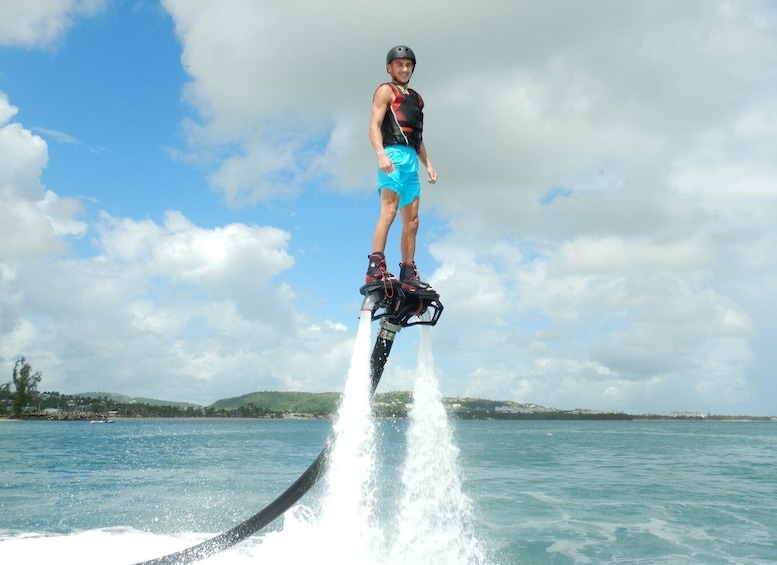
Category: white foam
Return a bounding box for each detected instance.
[0,528,259,564]
[316,312,383,561]
[390,327,488,565]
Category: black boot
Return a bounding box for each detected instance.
[366,252,395,283]
[399,261,430,290]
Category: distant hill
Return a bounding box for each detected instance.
[211,391,342,414]
[74,392,200,408]
[73,390,552,415]
[73,390,556,416]
[209,390,552,418]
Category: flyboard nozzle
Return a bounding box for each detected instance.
[378,319,401,341]
[360,290,381,316]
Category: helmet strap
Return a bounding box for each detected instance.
[391,80,411,95]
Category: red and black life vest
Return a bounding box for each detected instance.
[379,82,424,152]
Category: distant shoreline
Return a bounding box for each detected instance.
[5,390,774,422]
[2,414,775,422]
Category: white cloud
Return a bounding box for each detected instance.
[0,0,106,48]
[1,206,356,404]
[0,91,354,404]
[0,92,86,259]
[2,206,358,403]
[32,127,79,145]
[425,225,761,413]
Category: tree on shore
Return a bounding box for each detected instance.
[9,357,42,417]
[0,381,10,411]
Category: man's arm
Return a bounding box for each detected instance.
[369,84,395,173]
[417,141,437,184]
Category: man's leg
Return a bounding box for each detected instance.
[398,197,429,288]
[366,188,400,282]
[372,188,399,253]
[399,197,420,263]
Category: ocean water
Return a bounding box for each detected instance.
[1,417,777,563]
[1,323,776,564]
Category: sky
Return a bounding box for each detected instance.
[1,0,776,415]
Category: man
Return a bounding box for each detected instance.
[366,45,438,290]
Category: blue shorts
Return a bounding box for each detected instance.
[377,145,421,209]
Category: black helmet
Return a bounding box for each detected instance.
[386,45,416,66]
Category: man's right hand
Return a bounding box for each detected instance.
[378,153,395,173]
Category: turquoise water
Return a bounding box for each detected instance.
[460,420,777,563]
[1,418,775,564]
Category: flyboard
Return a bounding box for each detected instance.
[135,279,443,565]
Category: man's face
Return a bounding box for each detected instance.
[387,58,414,83]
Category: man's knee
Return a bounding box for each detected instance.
[380,204,398,224]
[379,190,399,220]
